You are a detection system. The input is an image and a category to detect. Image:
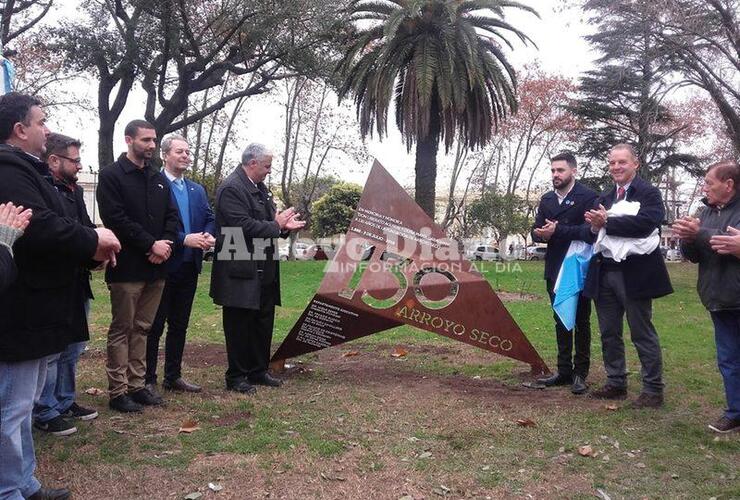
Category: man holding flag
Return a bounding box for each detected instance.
[532,152,598,394]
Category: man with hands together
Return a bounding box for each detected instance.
[97,120,180,413]
[210,143,305,395]
[145,134,216,396]
[675,160,740,433]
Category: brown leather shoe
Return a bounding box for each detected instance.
[589,384,628,400]
[163,378,202,393]
[627,392,664,409]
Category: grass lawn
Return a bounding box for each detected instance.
[36,261,738,499]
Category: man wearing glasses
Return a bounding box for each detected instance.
[32,133,99,436]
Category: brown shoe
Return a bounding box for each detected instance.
[627,392,664,409]
[589,384,628,400]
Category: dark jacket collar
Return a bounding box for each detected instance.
[117,153,158,176]
[701,192,740,210]
[235,166,261,194]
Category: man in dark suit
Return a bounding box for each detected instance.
[97,120,180,413]
[584,143,673,408]
[0,93,120,500]
[210,143,305,394]
[145,134,216,395]
[532,152,598,394]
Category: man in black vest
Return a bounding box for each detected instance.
[584,144,673,408]
[210,143,305,394]
[97,120,180,413]
[532,152,598,394]
[0,92,120,500]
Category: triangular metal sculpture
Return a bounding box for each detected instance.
[272,161,549,375]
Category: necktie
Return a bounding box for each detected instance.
[173,178,184,191]
[616,186,626,202]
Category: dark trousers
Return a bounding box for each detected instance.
[145,262,198,385]
[222,285,276,384]
[546,279,591,378]
[595,269,664,394]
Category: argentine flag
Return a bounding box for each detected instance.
[552,241,593,331]
[0,57,14,95]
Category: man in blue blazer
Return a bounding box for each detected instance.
[532,152,598,394]
[584,144,673,408]
[145,134,216,394]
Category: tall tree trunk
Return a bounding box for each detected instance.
[415,104,441,219]
[98,119,115,167]
[415,134,438,220]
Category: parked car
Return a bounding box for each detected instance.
[526,245,547,261]
[666,248,683,261]
[296,244,336,261]
[470,245,501,261]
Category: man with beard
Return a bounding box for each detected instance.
[144,134,215,396]
[531,152,598,394]
[33,133,98,436]
[97,120,180,413]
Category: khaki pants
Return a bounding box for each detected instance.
[106,280,165,398]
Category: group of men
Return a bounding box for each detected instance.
[532,147,740,434]
[0,92,304,499]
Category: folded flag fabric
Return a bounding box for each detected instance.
[553,240,593,331]
[592,200,660,262]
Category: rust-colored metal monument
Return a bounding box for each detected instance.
[271,161,549,375]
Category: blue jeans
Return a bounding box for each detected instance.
[710,310,740,420]
[0,358,46,500]
[33,342,87,423]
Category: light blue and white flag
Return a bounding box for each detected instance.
[0,57,15,95]
[553,240,593,331]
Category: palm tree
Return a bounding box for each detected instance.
[337,0,537,218]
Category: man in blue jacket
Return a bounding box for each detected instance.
[532,152,598,394]
[584,144,673,408]
[145,134,215,395]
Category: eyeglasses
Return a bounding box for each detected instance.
[55,154,82,165]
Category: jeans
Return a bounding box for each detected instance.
[0,358,47,500]
[710,310,740,420]
[33,342,87,423]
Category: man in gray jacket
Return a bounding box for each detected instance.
[674,160,740,434]
[210,144,304,394]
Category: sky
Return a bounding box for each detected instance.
[45,0,598,191]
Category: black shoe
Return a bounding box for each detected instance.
[28,487,71,500]
[226,379,257,395]
[145,383,162,401]
[62,402,98,421]
[590,384,628,400]
[571,375,588,395]
[109,394,143,413]
[249,373,283,387]
[536,372,572,387]
[129,388,163,406]
[163,377,202,393]
[33,416,77,437]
